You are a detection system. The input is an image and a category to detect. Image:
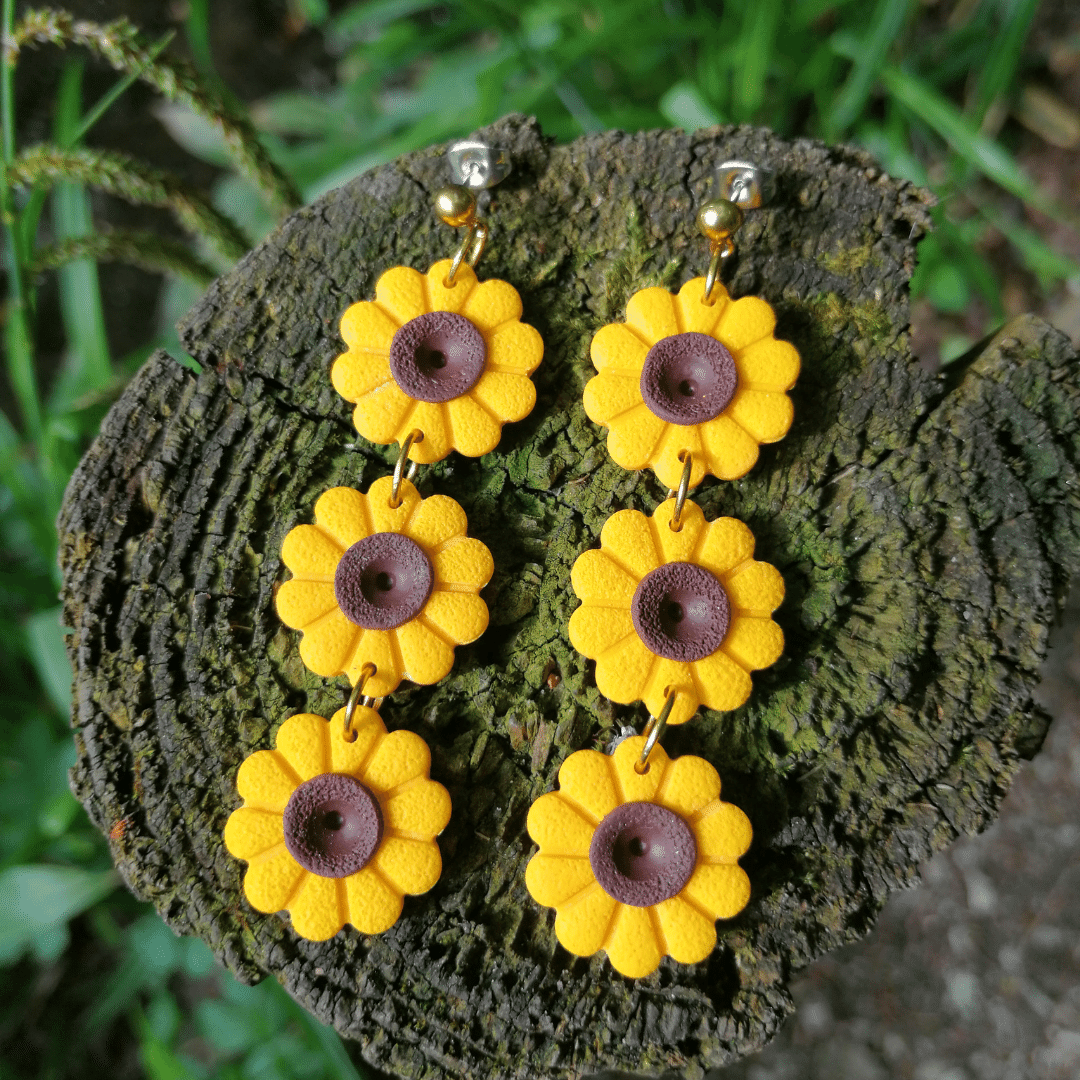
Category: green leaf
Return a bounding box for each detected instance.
[0,864,118,965]
[196,998,259,1055]
[153,100,230,166]
[659,81,722,131]
[24,606,73,719]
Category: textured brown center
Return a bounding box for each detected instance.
[334,532,433,630]
[631,561,730,662]
[589,801,697,907]
[283,772,383,878]
[389,310,486,403]
[639,331,737,425]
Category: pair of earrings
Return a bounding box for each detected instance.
[223,147,799,979]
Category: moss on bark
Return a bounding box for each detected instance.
[58,115,1080,1079]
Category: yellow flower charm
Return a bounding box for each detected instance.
[569,497,784,725]
[224,707,451,941]
[525,735,751,978]
[333,259,544,462]
[583,278,799,488]
[276,474,493,696]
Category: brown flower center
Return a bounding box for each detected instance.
[639,331,737,425]
[631,561,730,662]
[589,801,697,907]
[283,773,383,878]
[389,311,486,403]
[334,532,434,630]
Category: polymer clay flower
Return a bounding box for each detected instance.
[276,474,493,697]
[525,735,751,978]
[333,258,544,462]
[569,498,783,725]
[224,707,451,940]
[584,279,799,488]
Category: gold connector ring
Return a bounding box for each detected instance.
[389,429,423,508]
[445,220,489,286]
[636,688,677,773]
[670,450,693,532]
[344,663,378,741]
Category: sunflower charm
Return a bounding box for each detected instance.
[583,279,799,488]
[276,474,493,696]
[333,258,544,461]
[568,497,784,726]
[525,735,751,978]
[224,708,451,940]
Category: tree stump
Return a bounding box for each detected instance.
[58,114,1080,1079]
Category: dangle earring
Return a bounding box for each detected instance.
[526,162,797,978]
[224,142,543,942]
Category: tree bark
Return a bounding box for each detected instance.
[58,114,1080,1079]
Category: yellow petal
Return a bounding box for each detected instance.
[554,883,617,955]
[568,604,635,660]
[461,277,522,331]
[625,287,678,344]
[694,802,753,862]
[734,337,800,391]
[352,381,416,445]
[243,847,305,913]
[280,524,343,579]
[713,294,776,351]
[642,658,697,726]
[526,792,595,856]
[655,894,717,964]
[288,873,345,941]
[372,836,442,895]
[696,517,756,578]
[650,497,706,564]
[396,618,455,684]
[470,370,536,423]
[649,424,708,491]
[345,866,403,933]
[724,560,785,615]
[422,591,488,646]
[675,277,727,334]
[582,371,643,426]
[343,628,401,695]
[237,750,299,813]
[275,580,337,630]
[606,403,666,472]
[726,387,794,444]
[486,320,544,375]
[590,322,650,375]
[340,301,398,352]
[406,401,453,463]
[570,549,637,606]
[312,487,368,550]
[604,903,663,978]
[609,736,667,803]
[374,265,426,325]
[594,633,655,705]
[444,394,502,457]
[599,508,659,579]
[557,748,620,823]
[331,351,393,404]
[404,492,467,549]
[360,475,417,535]
[298,609,359,678]
[362,729,430,795]
[274,712,329,782]
[698,413,760,480]
[383,779,452,840]
[691,648,753,712]
[683,862,751,920]
[327,705,385,774]
[224,807,284,860]
[657,754,722,819]
[425,258,476,313]
[525,854,596,908]
[431,537,493,589]
[722,616,784,671]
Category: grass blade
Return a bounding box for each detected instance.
[966,0,1039,127]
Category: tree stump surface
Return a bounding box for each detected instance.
[58,114,1080,1080]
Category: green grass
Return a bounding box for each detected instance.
[1,0,1078,1076]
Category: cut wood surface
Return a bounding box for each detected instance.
[58,114,1080,1079]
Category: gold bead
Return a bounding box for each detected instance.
[697,198,743,242]
[434,185,476,228]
